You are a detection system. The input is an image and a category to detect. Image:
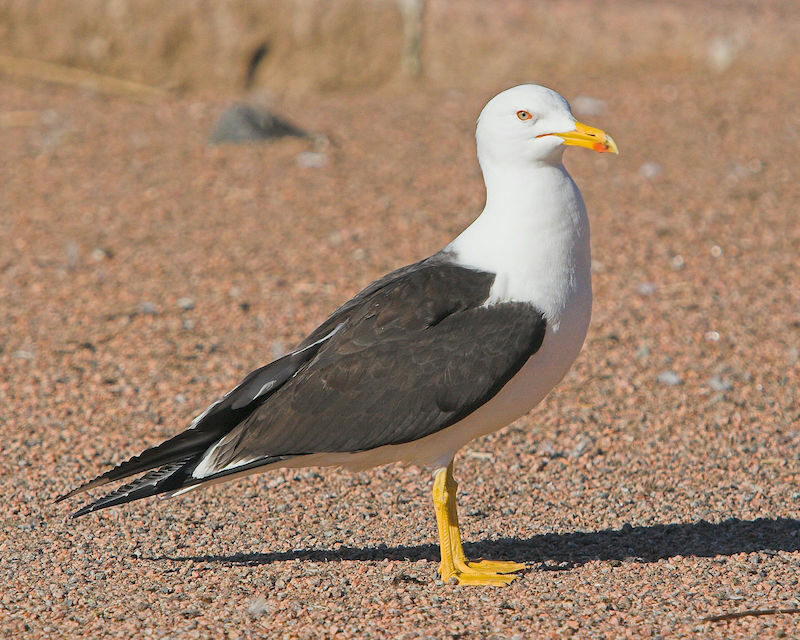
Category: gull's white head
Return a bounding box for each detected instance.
[476,84,618,169]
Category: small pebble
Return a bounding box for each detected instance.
[247,597,270,618]
[657,370,682,386]
[635,344,651,361]
[465,450,493,460]
[137,301,159,315]
[90,247,109,262]
[708,375,732,392]
[65,240,79,270]
[636,282,657,296]
[296,152,327,168]
[569,437,592,459]
[707,35,738,72]
[638,162,663,179]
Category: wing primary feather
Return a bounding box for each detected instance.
[70,454,293,518]
[54,429,225,503]
[56,333,334,504]
[70,457,195,518]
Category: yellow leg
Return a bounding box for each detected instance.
[432,461,526,586]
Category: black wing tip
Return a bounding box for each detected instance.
[53,474,110,505]
[67,489,139,519]
[58,489,114,518]
[62,457,197,519]
[53,432,212,509]
[54,485,87,504]
[70,502,100,519]
[54,492,103,518]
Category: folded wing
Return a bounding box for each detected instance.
[60,255,546,517]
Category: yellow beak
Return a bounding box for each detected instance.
[540,121,619,154]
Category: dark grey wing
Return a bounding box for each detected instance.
[195,261,547,476]
[59,255,460,514]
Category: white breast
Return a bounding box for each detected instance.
[377,271,591,471]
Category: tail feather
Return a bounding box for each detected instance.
[71,452,296,518]
[54,428,222,503]
[71,457,196,518]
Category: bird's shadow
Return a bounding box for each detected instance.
[149,517,800,571]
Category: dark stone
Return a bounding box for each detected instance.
[209,103,307,145]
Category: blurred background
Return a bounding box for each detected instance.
[1,0,797,94]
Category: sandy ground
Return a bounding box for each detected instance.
[2,8,800,639]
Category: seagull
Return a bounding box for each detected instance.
[57,84,617,586]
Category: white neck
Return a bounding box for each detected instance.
[446,161,592,330]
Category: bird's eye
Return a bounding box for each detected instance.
[516,110,533,121]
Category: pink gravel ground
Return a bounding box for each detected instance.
[2,6,800,639]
